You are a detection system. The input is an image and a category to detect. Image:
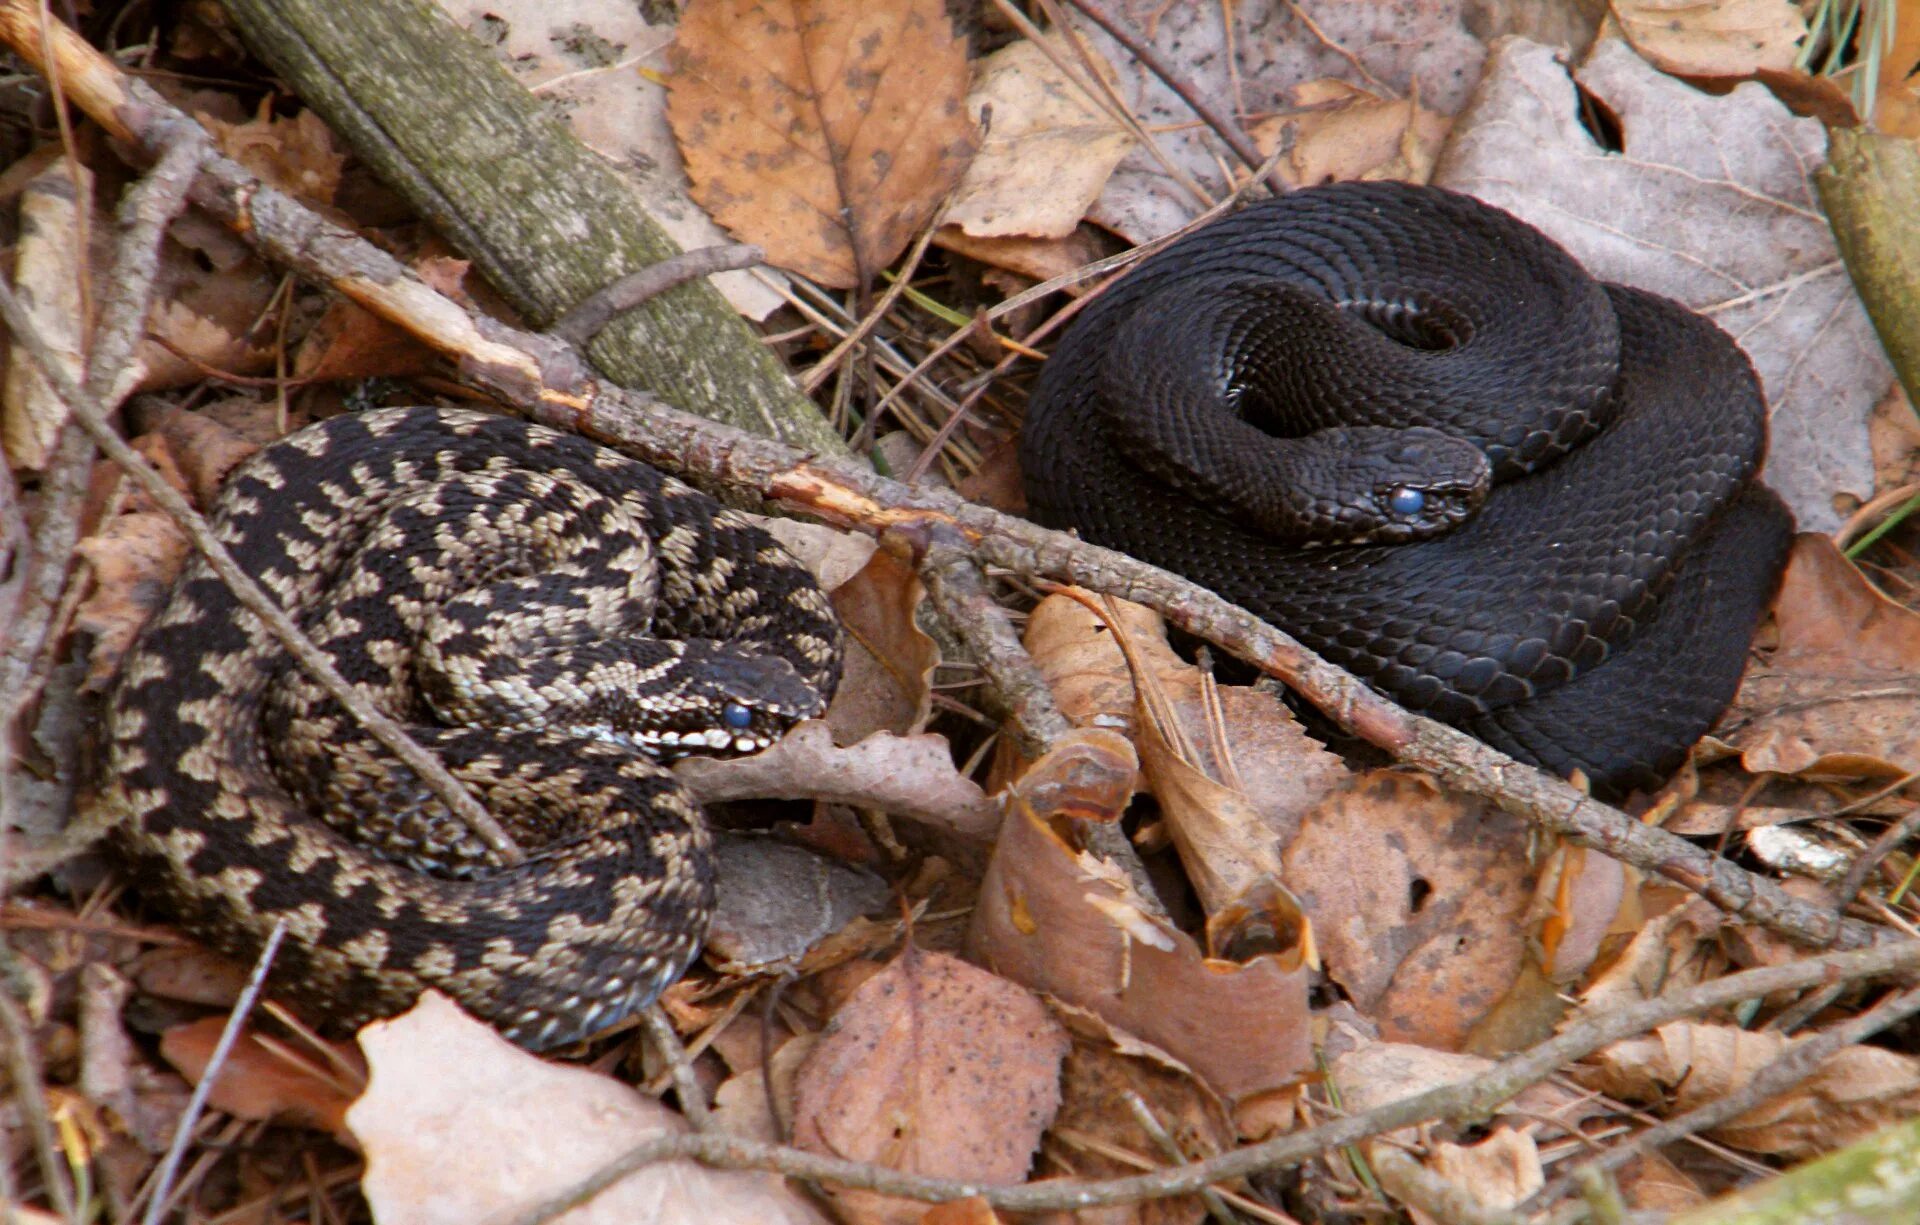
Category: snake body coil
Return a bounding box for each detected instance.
[1022,182,1793,796]
[108,407,841,1048]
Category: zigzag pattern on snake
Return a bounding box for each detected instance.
[107,407,842,1049]
[1022,182,1794,797]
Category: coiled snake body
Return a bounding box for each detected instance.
[1023,182,1793,796]
[108,407,841,1048]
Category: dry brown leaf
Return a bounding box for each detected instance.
[1612,0,1806,77]
[669,0,976,288]
[159,1019,362,1140]
[827,549,938,743]
[1331,1040,1597,1142]
[701,835,888,976]
[933,223,1117,298]
[1875,0,1920,136]
[966,730,1313,1106]
[1437,38,1893,533]
[1024,591,1348,841]
[1250,79,1452,189]
[1069,0,1487,241]
[351,993,830,1224]
[678,721,997,840]
[942,35,1135,239]
[1616,1147,1710,1212]
[1423,1127,1542,1213]
[73,511,189,691]
[1284,773,1537,1050]
[195,102,345,207]
[1041,1018,1235,1224]
[791,947,1069,1225]
[1580,1020,1920,1158]
[3,158,92,469]
[1726,536,1920,777]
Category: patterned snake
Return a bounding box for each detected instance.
[1022,182,1794,797]
[107,407,841,1048]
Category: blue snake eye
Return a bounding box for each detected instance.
[722,701,754,730]
[1387,486,1426,517]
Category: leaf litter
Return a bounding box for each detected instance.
[12,0,1920,1221]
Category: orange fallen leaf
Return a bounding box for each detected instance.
[1726,535,1920,778]
[669,0,977,287]
[791,947,1068,1225]
[159,1018,363,1141]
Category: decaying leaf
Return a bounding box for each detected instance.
[942,35,1136,239]
[1437,37,1893,532]
[1581,1020,1920,1158]
[73,512,189,691]
[1250,78,1452,189]
[3,158,92,469]
[827,549,938,743]
[967,729,1313,1108]
[350,993,830,1224]
[669,0,977,287]
[160,1019,362,1141]
[195,101,345,207]
[1612,0,1806,78]
[1066,0,1487,241]
[791,947,1069,1225]
[1726,536,1920,777]
[677,721,998,840]
[1283,773,1539,1051]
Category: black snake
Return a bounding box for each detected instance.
[107,407,841,1049]
[1022,182,1794,797]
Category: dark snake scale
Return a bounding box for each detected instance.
[1023,182,1794,797]
[107,408,841,1049]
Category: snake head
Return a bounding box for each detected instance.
[614,646,825,759]
[1294,425,1492,545]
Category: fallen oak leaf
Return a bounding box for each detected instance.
[669,0,977,288]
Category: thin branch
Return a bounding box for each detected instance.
[0,982,77,1221]
[496,939,1920,1222]
[640,1005,710,1130]
[0,271,526,866]
[549,244,764,348]
[140,920,286,1225]
[1534,983,1920,1211]
[1053,0,1286,193]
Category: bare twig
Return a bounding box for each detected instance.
[496,939,1920,1222]
[1534,983,1920,1211]
[1052,0,1286,193]
[1833,800,1920,914]
[0,271,526,866]
[801,224,936,395]
[640,1005,710,1130]
[549,243,763,348]
[139,921,287,1225]
[0,982,77,1221]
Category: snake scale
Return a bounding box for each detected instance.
[107,407,841,1049]
[1023,182,1794,797]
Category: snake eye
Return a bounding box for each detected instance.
[1387,486,1426,517]
[722,701,754,730]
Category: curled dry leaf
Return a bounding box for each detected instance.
[966,728,1313,1106]
[942,35,1136,240]
[1330,1040,1597,1144]
[3,158,91,469]
[1249,78,1452,189]
[669,0,976,288]
[1612,0,1806,78]
[1726,536,1920,777]
[1580,1020,1920,1159]
[195,102,345,207]
[791,947,1069,1225]
[159,1018,363,1142]
[1282,773,1541,1051]
[350,993,830,1225]
[827,549,938,743]
[1416,1126,1544,1217]
[678,721,996,839]
[1437,38,1893,533]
